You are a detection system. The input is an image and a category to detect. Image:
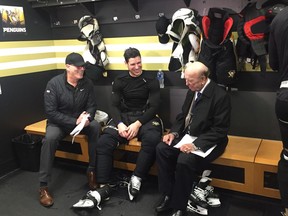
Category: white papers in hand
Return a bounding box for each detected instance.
[173,134,197,148]
[70,113,90,143]
[173,134,216,158]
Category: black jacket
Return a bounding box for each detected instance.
[269,6,288,83]
[44,72,97,129]
[171,80,231,152]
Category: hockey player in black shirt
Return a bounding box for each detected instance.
[95,47,163,201]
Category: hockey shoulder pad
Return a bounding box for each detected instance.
[201,7,233,45]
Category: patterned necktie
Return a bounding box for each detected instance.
[184,92,202,128]
[192,92,202,111]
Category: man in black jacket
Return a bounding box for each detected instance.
[95,47,162,201]
[39,52,100,207]
[155,61,231,216]
[269,6,288,216]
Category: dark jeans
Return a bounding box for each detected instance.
[156,139,227,210]
[275,88,288,208]
[39,120,100,184]
[95,116,162,183]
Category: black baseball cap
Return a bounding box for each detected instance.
[65,52,86,66]
[156,16,170,44]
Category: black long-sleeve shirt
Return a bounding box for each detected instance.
[269,6,288,83]
[110,71,160,125]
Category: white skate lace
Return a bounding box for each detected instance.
[205,185,214,193]
[194,186,208,201]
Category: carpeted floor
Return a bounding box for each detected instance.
[0,160,284,216]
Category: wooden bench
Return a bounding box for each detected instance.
[24,119,89,163]
[24,119,282,199]
[113,137,158,175]
[211,136,262,195]
[254,139,282,199]
[24,119,158,174]
[113,135,264,196]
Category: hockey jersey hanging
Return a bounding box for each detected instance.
[236,0,288,74]
[156,8,201,78]
[78,15,109,81]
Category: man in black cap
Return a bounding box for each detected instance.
[39,52,101,207]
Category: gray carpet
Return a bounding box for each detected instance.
[0,161,284,216]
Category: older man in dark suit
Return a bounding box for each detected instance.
[155,61,231,216]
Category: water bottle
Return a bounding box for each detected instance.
[157,69,164,88]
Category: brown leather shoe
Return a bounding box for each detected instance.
[39,187,54,207]
[87,171,98,190]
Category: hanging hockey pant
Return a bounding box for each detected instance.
[198,39,237,87]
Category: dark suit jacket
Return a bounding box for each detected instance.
[170,80,231,152]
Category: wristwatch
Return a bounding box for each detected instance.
[192,143,201,151]
[171,132,179,138]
